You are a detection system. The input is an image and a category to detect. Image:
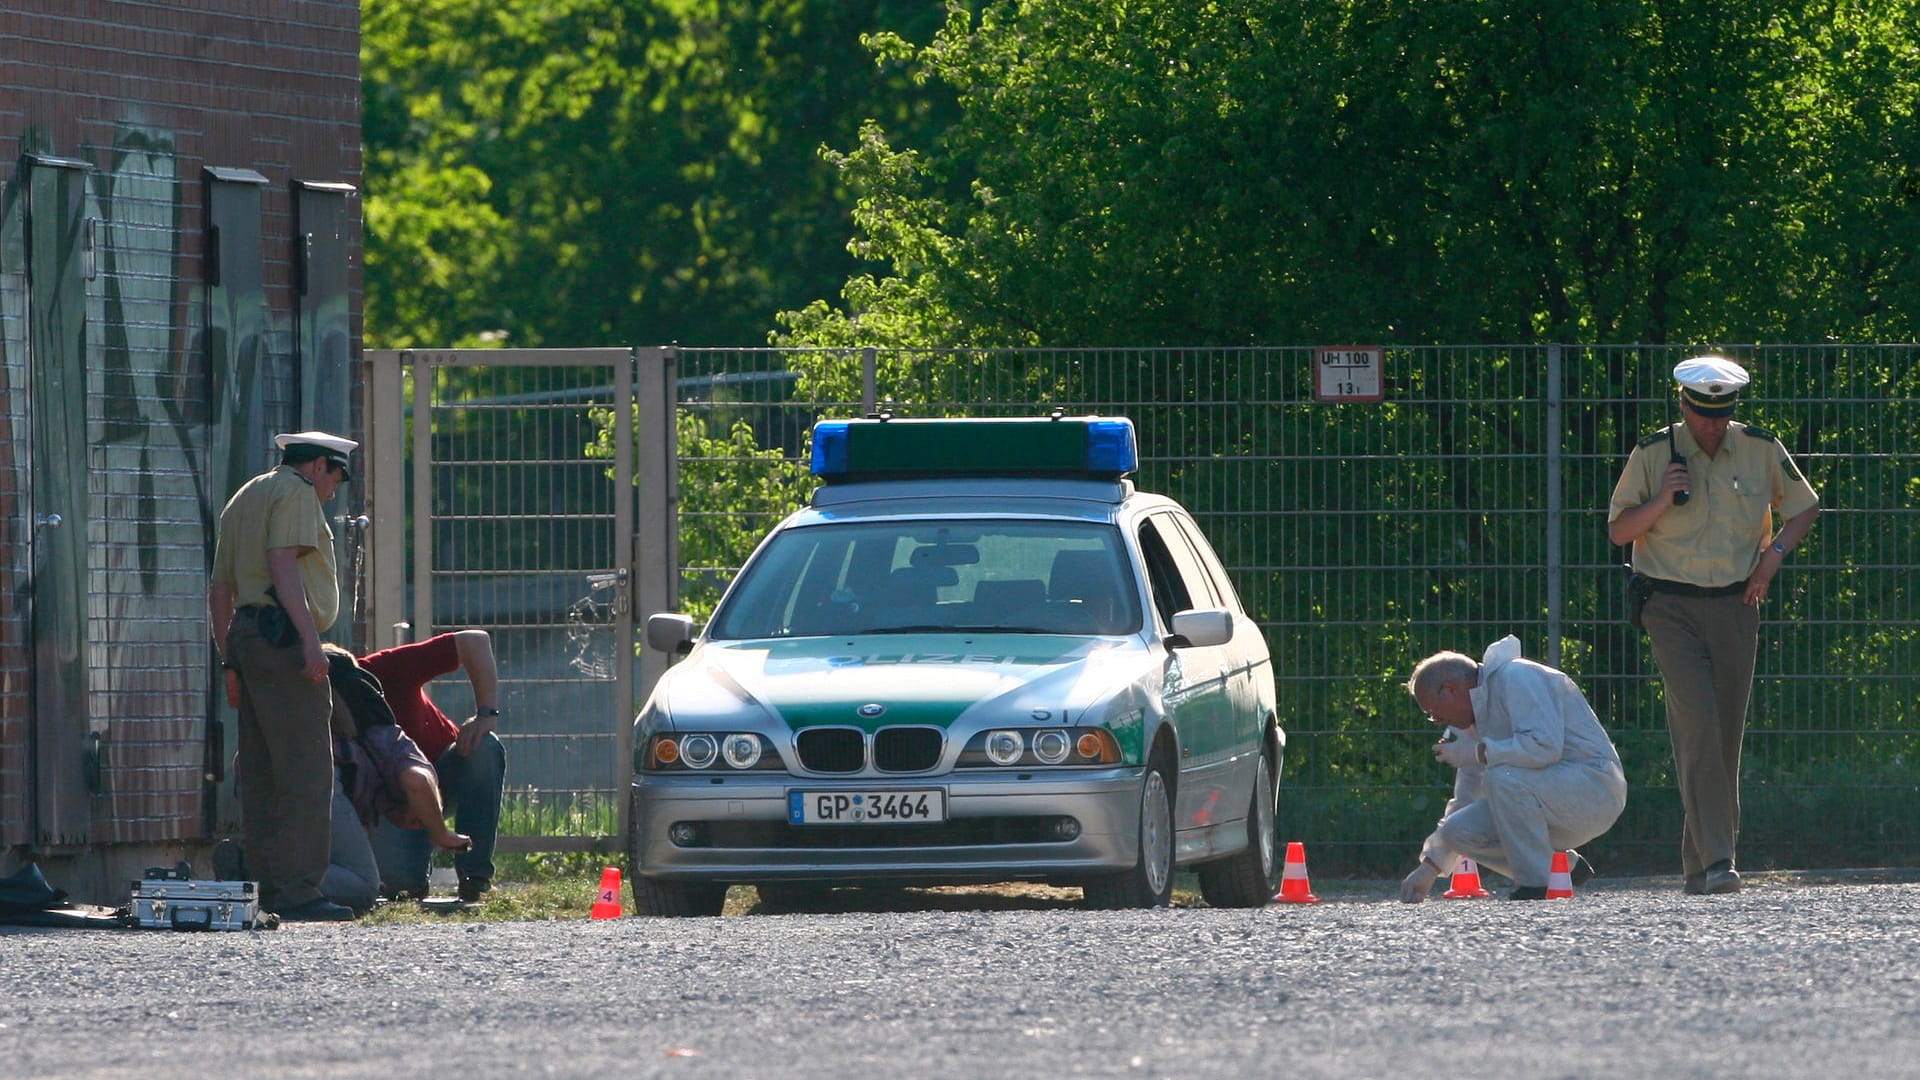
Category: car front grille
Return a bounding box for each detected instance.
[795,726,946,773]
[872,727,943,772]
[795,728,865,773]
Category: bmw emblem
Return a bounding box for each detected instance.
[858,703,886,718]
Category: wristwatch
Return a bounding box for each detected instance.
[477,707,501,718]
[1770,541,1788,555]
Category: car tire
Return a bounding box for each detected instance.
[1082,754,1175,910]
[626,786,726,917]
[1197,747,1279,908]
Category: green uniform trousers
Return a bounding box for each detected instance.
[1643,590,1759,878]
[229,614,333,909]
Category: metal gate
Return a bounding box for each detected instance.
[362,348,677,853]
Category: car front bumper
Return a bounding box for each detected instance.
[629,767,1144,887]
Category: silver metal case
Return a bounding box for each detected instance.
[130,871,259,931]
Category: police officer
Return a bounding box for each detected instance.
[1608,357,1820,894]
[209,430,359,921]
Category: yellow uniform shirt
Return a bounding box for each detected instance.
[211,465,341,632]
[1608,421,1819,588]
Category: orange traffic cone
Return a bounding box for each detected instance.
[1545,851,1574,899]
[1442,858,1492,899]
[590,866,624,919]
[1271,841,1320,904]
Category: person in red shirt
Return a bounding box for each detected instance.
[359,630,505,902]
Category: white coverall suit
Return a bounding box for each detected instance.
[1421,636,1628,888]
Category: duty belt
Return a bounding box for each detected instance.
[1646,578,1747,598]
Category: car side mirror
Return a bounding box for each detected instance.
[645,612,697,655]
[1168,608,1232,648]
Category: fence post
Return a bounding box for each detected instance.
[862,346,877,413]
[1546,343,1564,667]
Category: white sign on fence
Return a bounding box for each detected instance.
[1314,345,1384,402]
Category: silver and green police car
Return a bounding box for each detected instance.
[629,415,1283,916]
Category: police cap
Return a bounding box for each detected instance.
[274,430,357,479]
[1674,355,1749,418]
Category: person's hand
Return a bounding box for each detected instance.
[456,712,498,757]
[300,638,327,682]
[1434,729,1480,769]
[1745,555,1781,606]
[1400,861,1440,903]
[1662,461,1691,503]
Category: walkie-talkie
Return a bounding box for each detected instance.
[1668,422,1691,506]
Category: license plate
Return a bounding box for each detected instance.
[788,789,947,825]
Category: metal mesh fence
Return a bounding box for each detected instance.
[412,360,628,839]
[672,344,1920,874]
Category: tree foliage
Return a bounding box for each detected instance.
[779,0,1920,348]
[362,0,959,349]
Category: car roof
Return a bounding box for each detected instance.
[799,477,1180,527]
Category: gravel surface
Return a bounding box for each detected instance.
[5,871,1918,1079]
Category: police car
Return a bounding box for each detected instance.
[629,415,1283,915]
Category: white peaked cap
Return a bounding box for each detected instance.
[1672,355,1750,395]
[273,430,358,454]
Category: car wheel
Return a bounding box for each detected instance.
[1082,755,1175,909]
[1197,747,1279,908]
[626,786,726,917]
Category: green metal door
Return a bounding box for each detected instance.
[24,155,94,846]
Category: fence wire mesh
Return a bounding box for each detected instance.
[669,345,1920,874]
[413,360,627,840]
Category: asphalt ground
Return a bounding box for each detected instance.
[4,869,1918,1079]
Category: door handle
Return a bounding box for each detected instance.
[35,513,62,530]
[586,569,630,614]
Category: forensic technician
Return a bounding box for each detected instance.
[1399,636,1627,902]
[1608,356,1820,895]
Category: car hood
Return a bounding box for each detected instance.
[657,634,1158,732]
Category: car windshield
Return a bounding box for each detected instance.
[708,520,1143,640]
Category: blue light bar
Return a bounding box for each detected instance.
[809,415,1138,480]
[810,421,851,476]
[1085,419,1138,475]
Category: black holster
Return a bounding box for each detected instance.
[256,604,298,647]
[1627,572,1654,631]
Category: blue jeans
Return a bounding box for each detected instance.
[323,777,381,913]
[370,733,506,894]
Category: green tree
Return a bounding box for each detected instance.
[778,0,1920,349]
[362,0,960,350]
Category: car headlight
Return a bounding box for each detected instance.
[645,733,782,772]
[680,733,719,769]
[959,727,1122,767]
[722,733,763,769]
[1032,728,1071,764]
[985,729,1025,766]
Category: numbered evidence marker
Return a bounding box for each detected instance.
[1313,345,1385,403]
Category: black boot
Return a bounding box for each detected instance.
[212,839,248,881]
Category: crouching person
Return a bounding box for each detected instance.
[1399,635,1627,902]
[325,645,470,911]
[358,630,505,903]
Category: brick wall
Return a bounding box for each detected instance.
[0,0,360,870]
